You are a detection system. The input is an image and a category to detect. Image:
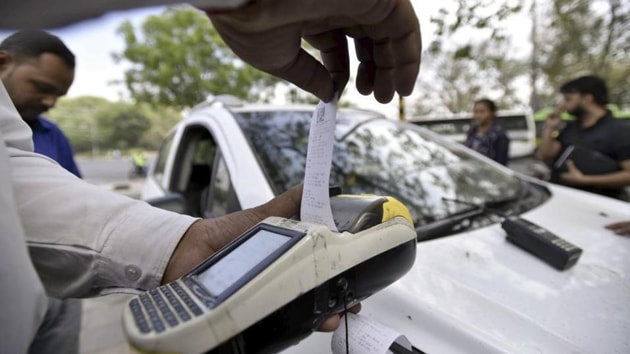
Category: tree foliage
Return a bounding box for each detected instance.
[46,96,182,153]
[113,6,279,109]
[534,0,630,108]
[415,1,527,116]
[421,0,630,116]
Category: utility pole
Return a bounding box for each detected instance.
[399,94,405,121]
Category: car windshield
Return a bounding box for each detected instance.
[233,109,526,228]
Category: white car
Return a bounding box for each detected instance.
[142,97,630,354]
[409,111,537,159]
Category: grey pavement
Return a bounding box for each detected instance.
[77,157,150,199]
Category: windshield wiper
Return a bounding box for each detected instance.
[415,197,517,241]
[415,206,485,241]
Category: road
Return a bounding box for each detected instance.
[77,157,154,199]
[77,157,134,184]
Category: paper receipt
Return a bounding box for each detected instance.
[331,313,413,354]
[300,97,339,232]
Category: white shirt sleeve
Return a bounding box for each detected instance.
[11,148,198,298]
[0,84,49,352]
[0,81,197,298]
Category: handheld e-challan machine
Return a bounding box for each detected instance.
[123,194,417,354]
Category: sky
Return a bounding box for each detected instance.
[0,1,532,118]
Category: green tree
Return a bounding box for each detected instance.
[414,1,527,115]
[45,96,111,154]
[534,0,630,108]
[138,104,183,149]
[421,0,630,114]
[96,103,151,150]
[47,97,155,153]
[113,6,279,109]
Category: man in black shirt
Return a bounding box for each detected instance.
[536,75,630,200]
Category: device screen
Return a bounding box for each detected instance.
[196,229,292,297]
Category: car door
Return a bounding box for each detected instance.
[201,152,242,218]
[163,121,241,218]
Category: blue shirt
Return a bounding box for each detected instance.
[28,116,82,177]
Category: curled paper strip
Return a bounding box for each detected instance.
[331,313,413,354]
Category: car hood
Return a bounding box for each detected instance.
[287,184,630,354]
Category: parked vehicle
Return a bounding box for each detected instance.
[143,97,630,354]
[408,111,537,159]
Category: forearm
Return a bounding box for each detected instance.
[536,127,559,162]
[11,149,195,297]
[579,170,630,189]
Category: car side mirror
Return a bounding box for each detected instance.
[144,193,190,215]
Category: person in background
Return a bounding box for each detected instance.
[131,150,147,177]
[536,75,630,200]
[0,30,81,177]
[464,98,510,165]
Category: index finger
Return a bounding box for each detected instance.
[304,29,350,95]
[362,0,421,96]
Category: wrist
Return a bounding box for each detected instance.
[162,220,209,284]
[255,186,302,220]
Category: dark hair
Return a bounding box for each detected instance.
[474,98,497,114]
[560,75,608,106]
[0,30,75,69]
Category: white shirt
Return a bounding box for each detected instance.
[0,80,196,350]
[0,83,48,353]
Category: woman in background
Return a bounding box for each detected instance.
[465,98,510,165]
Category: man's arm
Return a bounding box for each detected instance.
[10,141,302,298]
[11,148,197,298]
[561,159,630,189]
[536,110,563,163]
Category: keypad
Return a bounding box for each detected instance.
[161,285,192,322]
[149,289,179,327]
[171,282,203,316]
[130,281,205,334]
[139,293,166,333]
[129,298,151,334]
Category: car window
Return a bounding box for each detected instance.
[203,154,241,218]
[170,125,217,216]
[153,131,175,189]
[233,110,544,229]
